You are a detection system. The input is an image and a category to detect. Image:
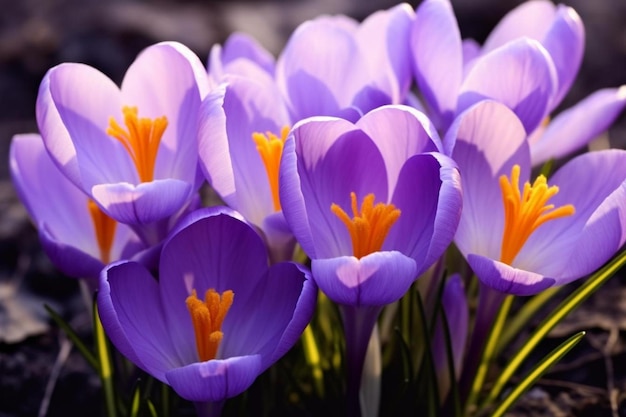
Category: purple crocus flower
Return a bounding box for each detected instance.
[198,77,294,263]
[449,100,626,296]
[36,41,209,247]
[412,0,626,163]
[280,104,462,416]
[207,32,276,84]
[10,133,143,285]
[97,206,317,416]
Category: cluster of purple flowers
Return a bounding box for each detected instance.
[10,1,626,416]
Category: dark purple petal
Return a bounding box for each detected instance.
[531,87,626,165]
[458,38,557,133]
[411,0,463,129]
[311,252,417,307]
[468,254,555,296]
[164,355,263,402]
[220,262,316,369]
[91,179,193,225]
[98,261,180,382]
[158,208,269,364]
[387,153,461,274]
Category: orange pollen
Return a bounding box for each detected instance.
[252,125,290,211]
[106,106,168,183]
[186,288,234,362]
[87,199,117,264]
[331,192,401,259]
[499,164,575,265]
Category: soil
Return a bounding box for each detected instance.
[1,0,626,416]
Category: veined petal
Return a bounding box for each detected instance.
[449,101,529,260]
[411,0,463,129]
[91,179,192,225]
[165,355,263,402]
[312,252,417,307]
[283,118,388,259]
[387,153,461,274]
[158,208,269,364]
[458,38,557,133]
[482,1,557,53]
[42,63,136,189]
[356,105,442,192]
[531,87,626,165]
[121,42,208,185]
[467,254,555,296]
[98,261,180,382]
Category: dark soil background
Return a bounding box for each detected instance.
[1,0,626,416]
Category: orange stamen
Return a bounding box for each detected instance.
[331,192,401,259]
[499,164,575,265]
[106,106,168,183]
[252,126,290,211]
[87,199,117,264]
[186,288,234,362]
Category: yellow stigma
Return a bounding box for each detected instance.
[252,126,290,211]
[186,288,234,362]
[106,106,168,183]
[331,192,401,259]
[499,164,575,265]
[87,199,117,264]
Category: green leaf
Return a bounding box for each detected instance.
[94,301,118,417]
[489,331,585,417]
[483,248,626,406]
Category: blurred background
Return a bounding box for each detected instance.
[1,0,625,415]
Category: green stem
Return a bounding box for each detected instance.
[302,324,325,398]
[94,303,117,417]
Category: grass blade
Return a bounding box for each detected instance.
[94,301,118,417]
[489,331,585,417]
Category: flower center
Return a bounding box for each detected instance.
[186,288,234,362]
[499,164,575,265]
[87,199,117,264]
[331,192,401,259]
[252,126,290,211]
[106,106,168,183]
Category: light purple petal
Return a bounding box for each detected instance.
[165,355,263,402]
[531,87,626,165]
[449,101,530,260]
[312,252,417,307]
[285,118,388,259]
[411,0,462,129]
[462,39,481,67]
[199,76,290,225]
[91,179,193,225]
[518,150,626,280]
[121,42,208,186]
[468,254,555,296]
[356,105,442,192]
[98,261,180,382]
[276,19,369,119]
[541,5,585,108]
[481,1,557,53]
[458,38,557,133]
[158,208,269,364]
[43,63,136,190]
[262,211,297,264]
[212,32,275,77]
[357,4,415,104]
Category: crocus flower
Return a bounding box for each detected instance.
[449,100,626,296]
[10,133,143,285]
[280,104,462,416]
[412,0,626,163]
[198,78,295,263]
[36,41,209,248]
[97,206,317,416]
